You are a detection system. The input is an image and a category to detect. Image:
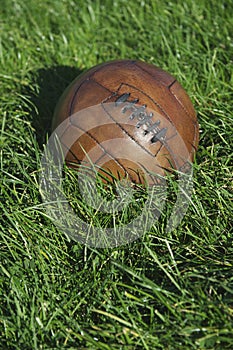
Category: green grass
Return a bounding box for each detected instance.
[0,0,233,349]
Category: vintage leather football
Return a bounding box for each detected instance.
[52,60,199,185]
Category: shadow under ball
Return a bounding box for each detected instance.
[52,60,199,184]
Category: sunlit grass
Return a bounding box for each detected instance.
[0,0,233,349]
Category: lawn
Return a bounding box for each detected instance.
[0,0,233,349]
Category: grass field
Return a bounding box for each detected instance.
[0,0,233,349]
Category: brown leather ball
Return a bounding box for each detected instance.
[52,60,199,185]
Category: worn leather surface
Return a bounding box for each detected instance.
[52,60,199,184]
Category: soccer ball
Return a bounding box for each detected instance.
[52,60,199,184]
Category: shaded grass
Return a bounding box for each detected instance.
[1,0,233,349]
